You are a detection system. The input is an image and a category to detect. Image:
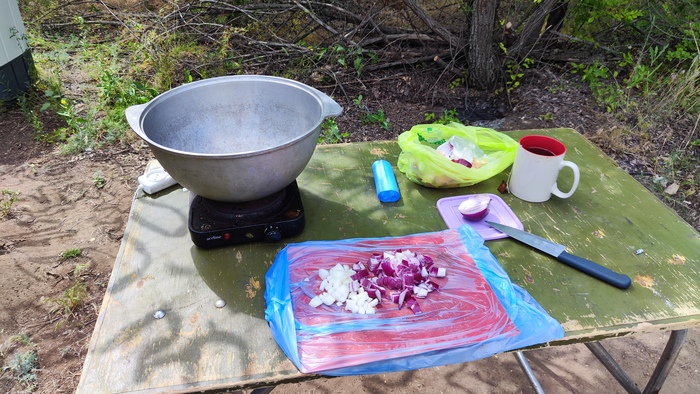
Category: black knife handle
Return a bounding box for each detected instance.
[557,251,632,289]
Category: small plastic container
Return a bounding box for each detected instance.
[138,160,178,194]
[372,160,401,203]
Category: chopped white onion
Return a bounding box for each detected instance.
[309,295,323,308]
[318,268,329,280]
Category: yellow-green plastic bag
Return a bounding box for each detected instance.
[397,123,518,188]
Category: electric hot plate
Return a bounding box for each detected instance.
[188,181,305,248]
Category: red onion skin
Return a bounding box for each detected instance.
[451,158,472,168]
[461,208,489,221]
[458,197,491,221]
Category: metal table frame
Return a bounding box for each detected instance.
[516,328,688,394]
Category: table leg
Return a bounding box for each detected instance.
[585,329,688,394]
[642,329,688,394]
[514,351,545,394]
[585,341,641,394]
[250,388,275,394]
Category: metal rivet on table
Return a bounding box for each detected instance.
[215,299,227,308]
[153,309,166,319]
[634,249,644,255]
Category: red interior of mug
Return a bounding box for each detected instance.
[519,135,566,157]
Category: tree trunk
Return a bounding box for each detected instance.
[541,1,569,44]
[545,1,569,33]
[509,0,562,59]
[467,0,499,90]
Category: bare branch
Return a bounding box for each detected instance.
[293,1,356,46]
[401,0,461,49]
[364,52,452,72]
[360,33,440,47]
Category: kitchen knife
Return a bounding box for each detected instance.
[485,221,632,289]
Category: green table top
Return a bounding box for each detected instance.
[77,128,700,393]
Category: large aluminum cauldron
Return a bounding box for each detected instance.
[126,75,342,202]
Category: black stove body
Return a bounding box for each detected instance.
[188,181,305,248]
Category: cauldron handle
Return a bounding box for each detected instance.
[125,104,148,139]
[308,87,343,118]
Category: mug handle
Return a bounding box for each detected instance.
[551,161,580,199]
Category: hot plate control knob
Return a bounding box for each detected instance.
[264,225,282,242]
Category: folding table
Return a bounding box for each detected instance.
[76,128,700,393]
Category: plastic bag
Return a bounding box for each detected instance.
[397,123,518,188]
[264,225,564,376]
[436,135,487,168]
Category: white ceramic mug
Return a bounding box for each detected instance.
[508,135,580,202]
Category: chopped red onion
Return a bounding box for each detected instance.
[406,297,422,314]
[309,249,446,314]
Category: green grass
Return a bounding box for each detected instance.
[1,333,37,389]
[1,189,20,219]
[60,248,81,260]
[9,334,33,346]
[354,95,391,131]
[42,282,88,317]
[73,262,90,278]
[2,350,38,389]
[92,170,107,189]
[360,109,391,131]
[424,109,461,125]
[318,118,348,144]
[20,26,161,154]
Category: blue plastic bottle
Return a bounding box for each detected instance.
[372,160,401,203]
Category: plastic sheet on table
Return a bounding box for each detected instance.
[264,225,564,376]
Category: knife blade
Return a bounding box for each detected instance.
[485,221,631,289]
